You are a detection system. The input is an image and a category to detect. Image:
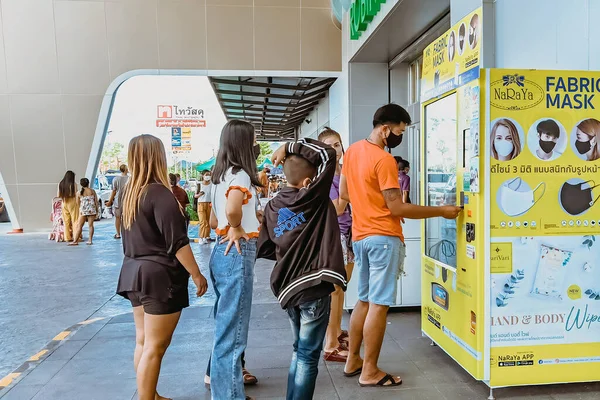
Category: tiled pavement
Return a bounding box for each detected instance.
[2,302,600,400]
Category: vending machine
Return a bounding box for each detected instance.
[419,7,600,397]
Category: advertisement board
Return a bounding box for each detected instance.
[421,7,481,103]
[489,69,600,386]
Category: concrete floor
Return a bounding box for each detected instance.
[2,221,600,399]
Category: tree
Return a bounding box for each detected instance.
[256,142,274,165]
[100,142,126,173]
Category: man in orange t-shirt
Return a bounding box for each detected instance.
[340,104,462,388]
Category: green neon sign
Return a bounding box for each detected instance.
[350,0,386,40]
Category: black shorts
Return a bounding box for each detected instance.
[126,291,184,315]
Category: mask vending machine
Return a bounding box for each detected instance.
[419,7,600,398]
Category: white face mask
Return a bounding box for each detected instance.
[499,178,545,216]
[203,176,211,181]
[494,139,514,157]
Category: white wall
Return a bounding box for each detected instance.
[493,0,600,70]
[299,93,330,139]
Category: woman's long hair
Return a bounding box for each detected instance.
[212,120,262,187]
[121,134,171,230]
[58,171,76,199]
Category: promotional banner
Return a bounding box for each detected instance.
[421,7,481,102]
[489,69,600,386]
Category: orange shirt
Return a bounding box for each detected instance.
[341,140,403,242]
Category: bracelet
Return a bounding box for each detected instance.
[229,222,241,229]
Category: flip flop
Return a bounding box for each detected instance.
[343,367,362,377]
[359,373,402,388]
[114,234,121,239]
[67,242,78,246]
[324,347,348,362]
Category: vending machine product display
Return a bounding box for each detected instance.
[419,6,600,394]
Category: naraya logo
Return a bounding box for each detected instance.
[491,74,544,110]
[274,208,306,238]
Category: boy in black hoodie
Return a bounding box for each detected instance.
[258,138,347,400]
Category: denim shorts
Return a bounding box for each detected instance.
[352,236,406,306]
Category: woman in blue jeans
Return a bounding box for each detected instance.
[209,120,263,400]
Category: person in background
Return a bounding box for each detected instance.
[58,170,79,243]
[340,104,461,388]
[106,164,129,239]
[195,169,213,244]
[207,120,262,400]
[257,138,346,399]
[116,134,208,400]
[317,128,354,363]
[69,178,98,246]
[170,173,190,230]
[394,156,411,204]
[258,167,270,199]
[176,173,181,187]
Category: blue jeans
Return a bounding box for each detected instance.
[286,295,331,400]
[353,236,405,306]
[209,238,256,400]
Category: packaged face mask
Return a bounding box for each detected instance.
[499,177,545,217]
[530,244,571,300]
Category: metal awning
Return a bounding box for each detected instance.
[209,76,336,141]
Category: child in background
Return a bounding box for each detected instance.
[257,138,347,400]
[70,178,98,245]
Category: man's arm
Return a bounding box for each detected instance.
[383,189,461,219]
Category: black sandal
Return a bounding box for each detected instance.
[343,367,362,377]
[359,373,402,387]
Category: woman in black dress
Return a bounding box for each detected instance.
[116,134,208,400]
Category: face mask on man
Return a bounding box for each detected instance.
[203,175,211,182]
[383,126,403,149]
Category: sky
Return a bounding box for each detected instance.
[107,75,227,166]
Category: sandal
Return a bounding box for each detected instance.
[323,346,347,362]
[114,234,121,239]
[343,367,362,377]
[67,242,78,246]
[243,368,258,385]
[359,373,402,387]
[338,330,349,349]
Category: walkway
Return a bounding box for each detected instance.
[1,222,600,399]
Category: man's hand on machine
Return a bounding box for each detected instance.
[440,205,463,219]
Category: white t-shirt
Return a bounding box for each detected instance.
[211,168,259,237]
[197,182,213,203]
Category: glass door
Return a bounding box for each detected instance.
[424,93,458,268]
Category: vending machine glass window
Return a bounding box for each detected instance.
[424,93,458,268]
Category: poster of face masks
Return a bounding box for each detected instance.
[488,69,600,386]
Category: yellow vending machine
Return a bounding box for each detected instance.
[419,7,600,399]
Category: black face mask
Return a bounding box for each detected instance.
[253,144,261,160]
[539,139,556,154]
[385,132,404,149]
[560,180,600,216]
[575,140,592,154]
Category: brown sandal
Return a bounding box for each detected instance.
[243,368,258,385]
[323,346,348,362]
[338,330,349,350]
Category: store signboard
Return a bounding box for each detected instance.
[489,68,600,386]
[157,105,207,128]
[421,7,481,102]
[349,0,385,40]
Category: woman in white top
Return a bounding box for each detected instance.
[194,169,213,244]
[208,120,262,400]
